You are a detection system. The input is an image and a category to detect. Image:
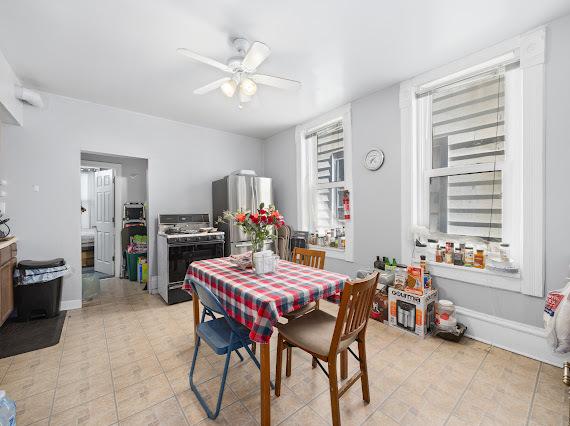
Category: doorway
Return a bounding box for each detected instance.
[80,152,148,305]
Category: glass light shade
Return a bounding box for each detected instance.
[239,78,257,97]
[220,80,237,97]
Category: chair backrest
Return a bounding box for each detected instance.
[292,247,326,270]
[189,280,228,317]
[329,272,379,355]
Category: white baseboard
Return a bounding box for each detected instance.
[60,299,82,311]
[455,306,570,367]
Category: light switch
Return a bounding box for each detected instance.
[33,185,40,192]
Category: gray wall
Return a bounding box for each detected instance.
[0,92,264,304]
[263,13,570,327]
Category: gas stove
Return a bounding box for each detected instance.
[157,213,225,305]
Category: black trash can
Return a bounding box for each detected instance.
[14,258,65,321]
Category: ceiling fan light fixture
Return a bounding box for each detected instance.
[220,79,237,97]
[239,78,257,97]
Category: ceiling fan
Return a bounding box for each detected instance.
[177,38,301,108]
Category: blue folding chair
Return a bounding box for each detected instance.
[189,280,272,419]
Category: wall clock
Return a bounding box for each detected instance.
[363,148,385,171]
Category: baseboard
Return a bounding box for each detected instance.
[60,299,82,311]
[455,306,570,367]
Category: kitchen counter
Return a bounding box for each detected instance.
[0,237,17,250]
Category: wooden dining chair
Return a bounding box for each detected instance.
[282,247,326,374]
[275,272,379,426]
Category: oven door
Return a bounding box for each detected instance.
[167,241,224,287]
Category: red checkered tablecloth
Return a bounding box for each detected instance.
[182,257,349,344]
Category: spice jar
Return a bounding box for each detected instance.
[435,246,443,263]
[464,246,474,267]
[499,243,510,261]
[453,247,464,266]
[474,249,485,269]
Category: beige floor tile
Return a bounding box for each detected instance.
[241,382,304,425]
[108,341,155,370]
[14,389,54,426]
[166,358,218,394]
[176,376,238,424]
[119,397,187,426]
[280,405,329,426]
[49,393,117,426]
[156,345,196,372]
[112,355,163,390]
[115,373,174,420]
[1,367,58,400]
[60,341,108,366]
[52,371,114,414]
[7,351,61,377]
[194,401,256,426]
[57,354,111,386]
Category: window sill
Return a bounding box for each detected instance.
[427,261,522,293]
[308,244,353,262]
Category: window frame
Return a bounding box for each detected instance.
[399,27,546,296]
[295,104,354,262]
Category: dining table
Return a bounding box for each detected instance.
[183,256,350,425]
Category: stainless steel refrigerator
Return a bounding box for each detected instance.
[212,173,274,256]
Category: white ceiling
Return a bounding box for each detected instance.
[0,1,569,139]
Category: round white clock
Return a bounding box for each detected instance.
[363,149,385,171]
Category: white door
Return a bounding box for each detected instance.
[94,169,115,275]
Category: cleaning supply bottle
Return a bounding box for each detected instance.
[0,390,16,426]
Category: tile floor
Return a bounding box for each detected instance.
[0,277,568,425]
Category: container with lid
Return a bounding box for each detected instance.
[437,300,457,331]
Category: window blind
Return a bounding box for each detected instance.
[308,120,345,230]
[427,71,506,242]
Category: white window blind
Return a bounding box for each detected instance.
[307,120,346,234]
[422,69,510,242]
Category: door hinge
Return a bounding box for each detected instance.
[112,255,115,261]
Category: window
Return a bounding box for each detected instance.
[296,105,353,261]
[400,27,546,296]
[421,71,510,243]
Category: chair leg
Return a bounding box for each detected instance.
[189,334,231,420]
[358,338,370,403]
[327,357,341,426]
[312,357,318,369]
[252,342,256,355]
[275,334,284,397]
[286,345,292,377]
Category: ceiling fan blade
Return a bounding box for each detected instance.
[251,74,301,90]
[242,41,271,72]
[193,77,231,95]
[177,48,232,73]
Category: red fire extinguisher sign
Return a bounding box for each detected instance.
[343,190,351,220]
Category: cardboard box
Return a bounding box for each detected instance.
[370,284,389,324]
[388,287,437,337]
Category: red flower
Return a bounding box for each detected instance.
[235,213,246,223]
[250,213,259,224]
[259,209,267,215]
[271,210,280,218]
[261,215,268,223]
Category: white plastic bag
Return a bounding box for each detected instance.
[544,281,570,353]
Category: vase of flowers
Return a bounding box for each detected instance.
[222,203,285,255]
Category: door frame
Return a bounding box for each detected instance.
[81,160,123,277]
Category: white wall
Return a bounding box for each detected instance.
[0,48,22,125]
[0,93,264,305]
[263,13,570,328]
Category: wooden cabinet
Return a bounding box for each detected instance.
[0,240,16,326]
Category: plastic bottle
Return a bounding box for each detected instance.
[0,390,16,426]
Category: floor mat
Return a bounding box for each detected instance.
[0,311,66,358]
